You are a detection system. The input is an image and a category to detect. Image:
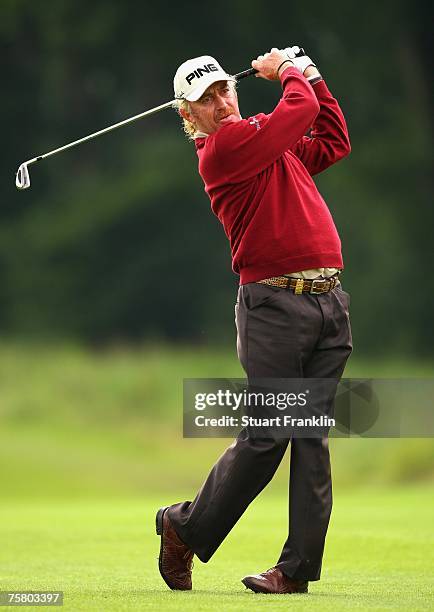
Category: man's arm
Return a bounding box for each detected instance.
[290,65,351,175]
[213,49,320,183]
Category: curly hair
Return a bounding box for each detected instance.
[174,98,197,140]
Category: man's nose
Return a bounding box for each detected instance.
[215,94,229,109]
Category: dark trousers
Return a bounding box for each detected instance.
[168,281,352,581]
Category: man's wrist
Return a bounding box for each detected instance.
[303,65,320,79]
[277,60,294,79]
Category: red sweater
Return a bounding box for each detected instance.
[195,67,351,285]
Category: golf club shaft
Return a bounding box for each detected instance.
[22,99,176,170]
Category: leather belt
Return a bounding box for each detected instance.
[256,275,340,294]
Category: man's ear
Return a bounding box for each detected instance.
[180,107,193,124]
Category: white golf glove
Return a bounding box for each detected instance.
[283,45,316,74]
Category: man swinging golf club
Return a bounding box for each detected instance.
[156,46,352,595]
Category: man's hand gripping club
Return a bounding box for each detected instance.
[252,46,320,81]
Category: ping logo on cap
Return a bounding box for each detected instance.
[186,63,219,85]
[174,55,235,101]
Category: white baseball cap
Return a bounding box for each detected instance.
[174,55,236,102]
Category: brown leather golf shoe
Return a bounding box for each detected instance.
[156,506,194,590]
[242,566,308,594]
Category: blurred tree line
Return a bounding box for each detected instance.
[1,0,433,355]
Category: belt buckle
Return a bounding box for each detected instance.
[310,279,325,294]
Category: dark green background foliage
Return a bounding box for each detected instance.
[2,0,433,354]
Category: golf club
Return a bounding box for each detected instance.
[15,48,304,190]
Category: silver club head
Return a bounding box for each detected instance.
[16,163,31,190]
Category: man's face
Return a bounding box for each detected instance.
[181,80,242,135]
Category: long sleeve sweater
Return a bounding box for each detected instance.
[194,66,351,285]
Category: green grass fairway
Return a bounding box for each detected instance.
[1,487,433,611]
